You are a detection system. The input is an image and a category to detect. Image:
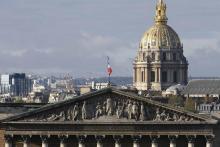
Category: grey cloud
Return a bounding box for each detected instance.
[0,32,136,77]
[187,45,220,77]
[0,0,219,77]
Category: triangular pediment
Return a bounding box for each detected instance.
[2,88,214,124]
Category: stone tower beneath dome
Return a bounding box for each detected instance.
[133,0,188,91]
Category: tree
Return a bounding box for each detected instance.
[184,97,196,112]
[14,98,25,103]
[168,95,184,107]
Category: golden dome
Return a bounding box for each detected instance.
[140,24,182,49]
[140,0,182,50]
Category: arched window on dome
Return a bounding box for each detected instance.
[158,10,161,16]
[143,52,146,61]
[173,71,177,83]
[162,71,167,83]
[151,40,156,46]
[151,71,155,82]
[148,43,150,49]
[144,42,148,46]
[163,52,167,61]
[139,43,143,49]
[173,53,177,61]
[141,71,145,82]
[152,52,155,61]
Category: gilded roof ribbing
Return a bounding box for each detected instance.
[140,0,182,50]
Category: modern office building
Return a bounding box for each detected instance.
[0,74,11,95]
[0,73,33,97]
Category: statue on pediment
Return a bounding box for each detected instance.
[67,103,79,121]
[102,101,107,116]
[47,111,65,121]
[95,102,103,118]
[160,110,166,121]
[165,113,171,121]
[178,115,185,121]
[154,108,161,121]
[106,98,114,116]
[132,102,139,121]
[173,113,179,121]
[116,102,125,119]
[140,102,146,121]
[82,101,87,120]
[72,103,80,121]
[127,100,133,119]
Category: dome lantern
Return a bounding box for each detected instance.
[155,0,168,24]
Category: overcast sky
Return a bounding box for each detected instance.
[0,0,220,78]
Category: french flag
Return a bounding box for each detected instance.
[107,56,112,76]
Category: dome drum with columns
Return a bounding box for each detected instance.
[133,0,188,91]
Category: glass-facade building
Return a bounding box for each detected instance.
[0,73,33,96]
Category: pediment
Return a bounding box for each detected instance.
[3,88,211,123]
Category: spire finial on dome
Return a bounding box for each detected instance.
[159,0,163,4]
[155,0,168,24]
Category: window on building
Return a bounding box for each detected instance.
[151,71,155,82]
[173,53,177,61]
[162,71,167,83]
[163,52,167,61]
[159,10,161,15]
[152,52,155,61]
[173,71,177,83]
[142,71,145,82]
[151,40,156,46]
[134,68,137,82]
[143,53,146,61]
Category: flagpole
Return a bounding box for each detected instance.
[107,56,112,87]
[108,56,110,86]
[108,73,110,86]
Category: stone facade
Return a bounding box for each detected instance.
[0,103,46,147]
[133,0,188,91]
[0,87,219,147]
[0,129,5,147]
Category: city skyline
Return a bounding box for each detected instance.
[0,0,219,78]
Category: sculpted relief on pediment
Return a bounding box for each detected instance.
[22,94,199,122]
